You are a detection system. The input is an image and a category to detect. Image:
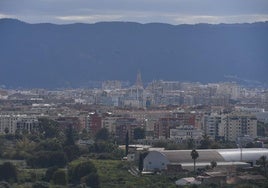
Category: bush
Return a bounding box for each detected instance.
[35,139,63,152]
[44,166,58,182]
[64,145,80,162]
[27,151,67,168]
[0,162,17,183]
[32,181,49,188]
[0,181,11,188]
[81,173,100,188]
[68,161,97,184]
[52,170,67,185]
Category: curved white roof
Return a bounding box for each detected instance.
[217,148,268,162]
[158,148,268,163]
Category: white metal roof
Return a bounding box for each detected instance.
[158,148,268,163]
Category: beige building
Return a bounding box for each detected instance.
[219,113,257,141]
[102,115,119,134]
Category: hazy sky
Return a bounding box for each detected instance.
[1,0,268,24]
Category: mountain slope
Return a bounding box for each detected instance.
[0,19,267,88]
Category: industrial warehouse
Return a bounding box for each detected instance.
[143,148,268,172]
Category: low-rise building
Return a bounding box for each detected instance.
[169,125,203,142]
[143,148,266,172]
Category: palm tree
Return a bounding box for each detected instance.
[125,131,129,156]
[191,149,199,173]
[257,155,267,176]
[210,160,217,169]
[200,134,211,149]
[15,137,36,159]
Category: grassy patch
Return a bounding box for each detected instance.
[18,168,46,183]
[91,159,178,188]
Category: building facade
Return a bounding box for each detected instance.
[219,113,257,141]
[0,114,39,134]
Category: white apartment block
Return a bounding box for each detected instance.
[216,82,241,99]
[0,115,39,134]
[219,113,257,141]
[170,125,203,142]
[203,113,222,139]
[102,116,118,134]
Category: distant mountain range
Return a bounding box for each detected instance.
[0,18,267,88]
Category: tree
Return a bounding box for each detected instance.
[187,138,195,149]
[44,166,58,182]
[133,127,145,140]
[257,122,266,137]
[210,161,217,169]
[52,170,67,185]
[4,127,9,134]
[0,162,17,183]
[64,145,80,162]
[32,181,49,188]
[125,131,129,156]
[27,151,67,168]
[81,173,100,188]
[138,152,148,172]
[64,125,75,146]
[68,161,97,184]
[199,134,211,149]
[257,155,268,176]
[38,118,60,139]
[14,137,36,159]
[0,181,11,188]
[34,139,63,152]
[95,128,109,141]
[89,141,115,153]
[191,149,199,173]
[138,153,143,172]
[245,142,255,148]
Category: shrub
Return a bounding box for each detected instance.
[32,181,49,188]
[44,166,58,182]
[0,162,17,183]
[0,181,11,188]
[81,173,100,188]
[52,170,67,185]
[68,161,97,184]
[64,145,80,162]
[27,151,67,168]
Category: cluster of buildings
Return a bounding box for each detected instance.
[0,74,268,145]
[0,107,260,145]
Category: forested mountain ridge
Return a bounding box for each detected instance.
[0,19,267,88]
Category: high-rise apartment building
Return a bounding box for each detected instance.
[203,113,222,139]
[219,113,257,141]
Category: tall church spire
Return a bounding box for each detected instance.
[135,70,143,89]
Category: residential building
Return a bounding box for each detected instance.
[169,125,203,142]
[0,114,39,134]
[115,117,139,143]
[219,113,257,141]
[203,113,222,139]
[85,112,102,135]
